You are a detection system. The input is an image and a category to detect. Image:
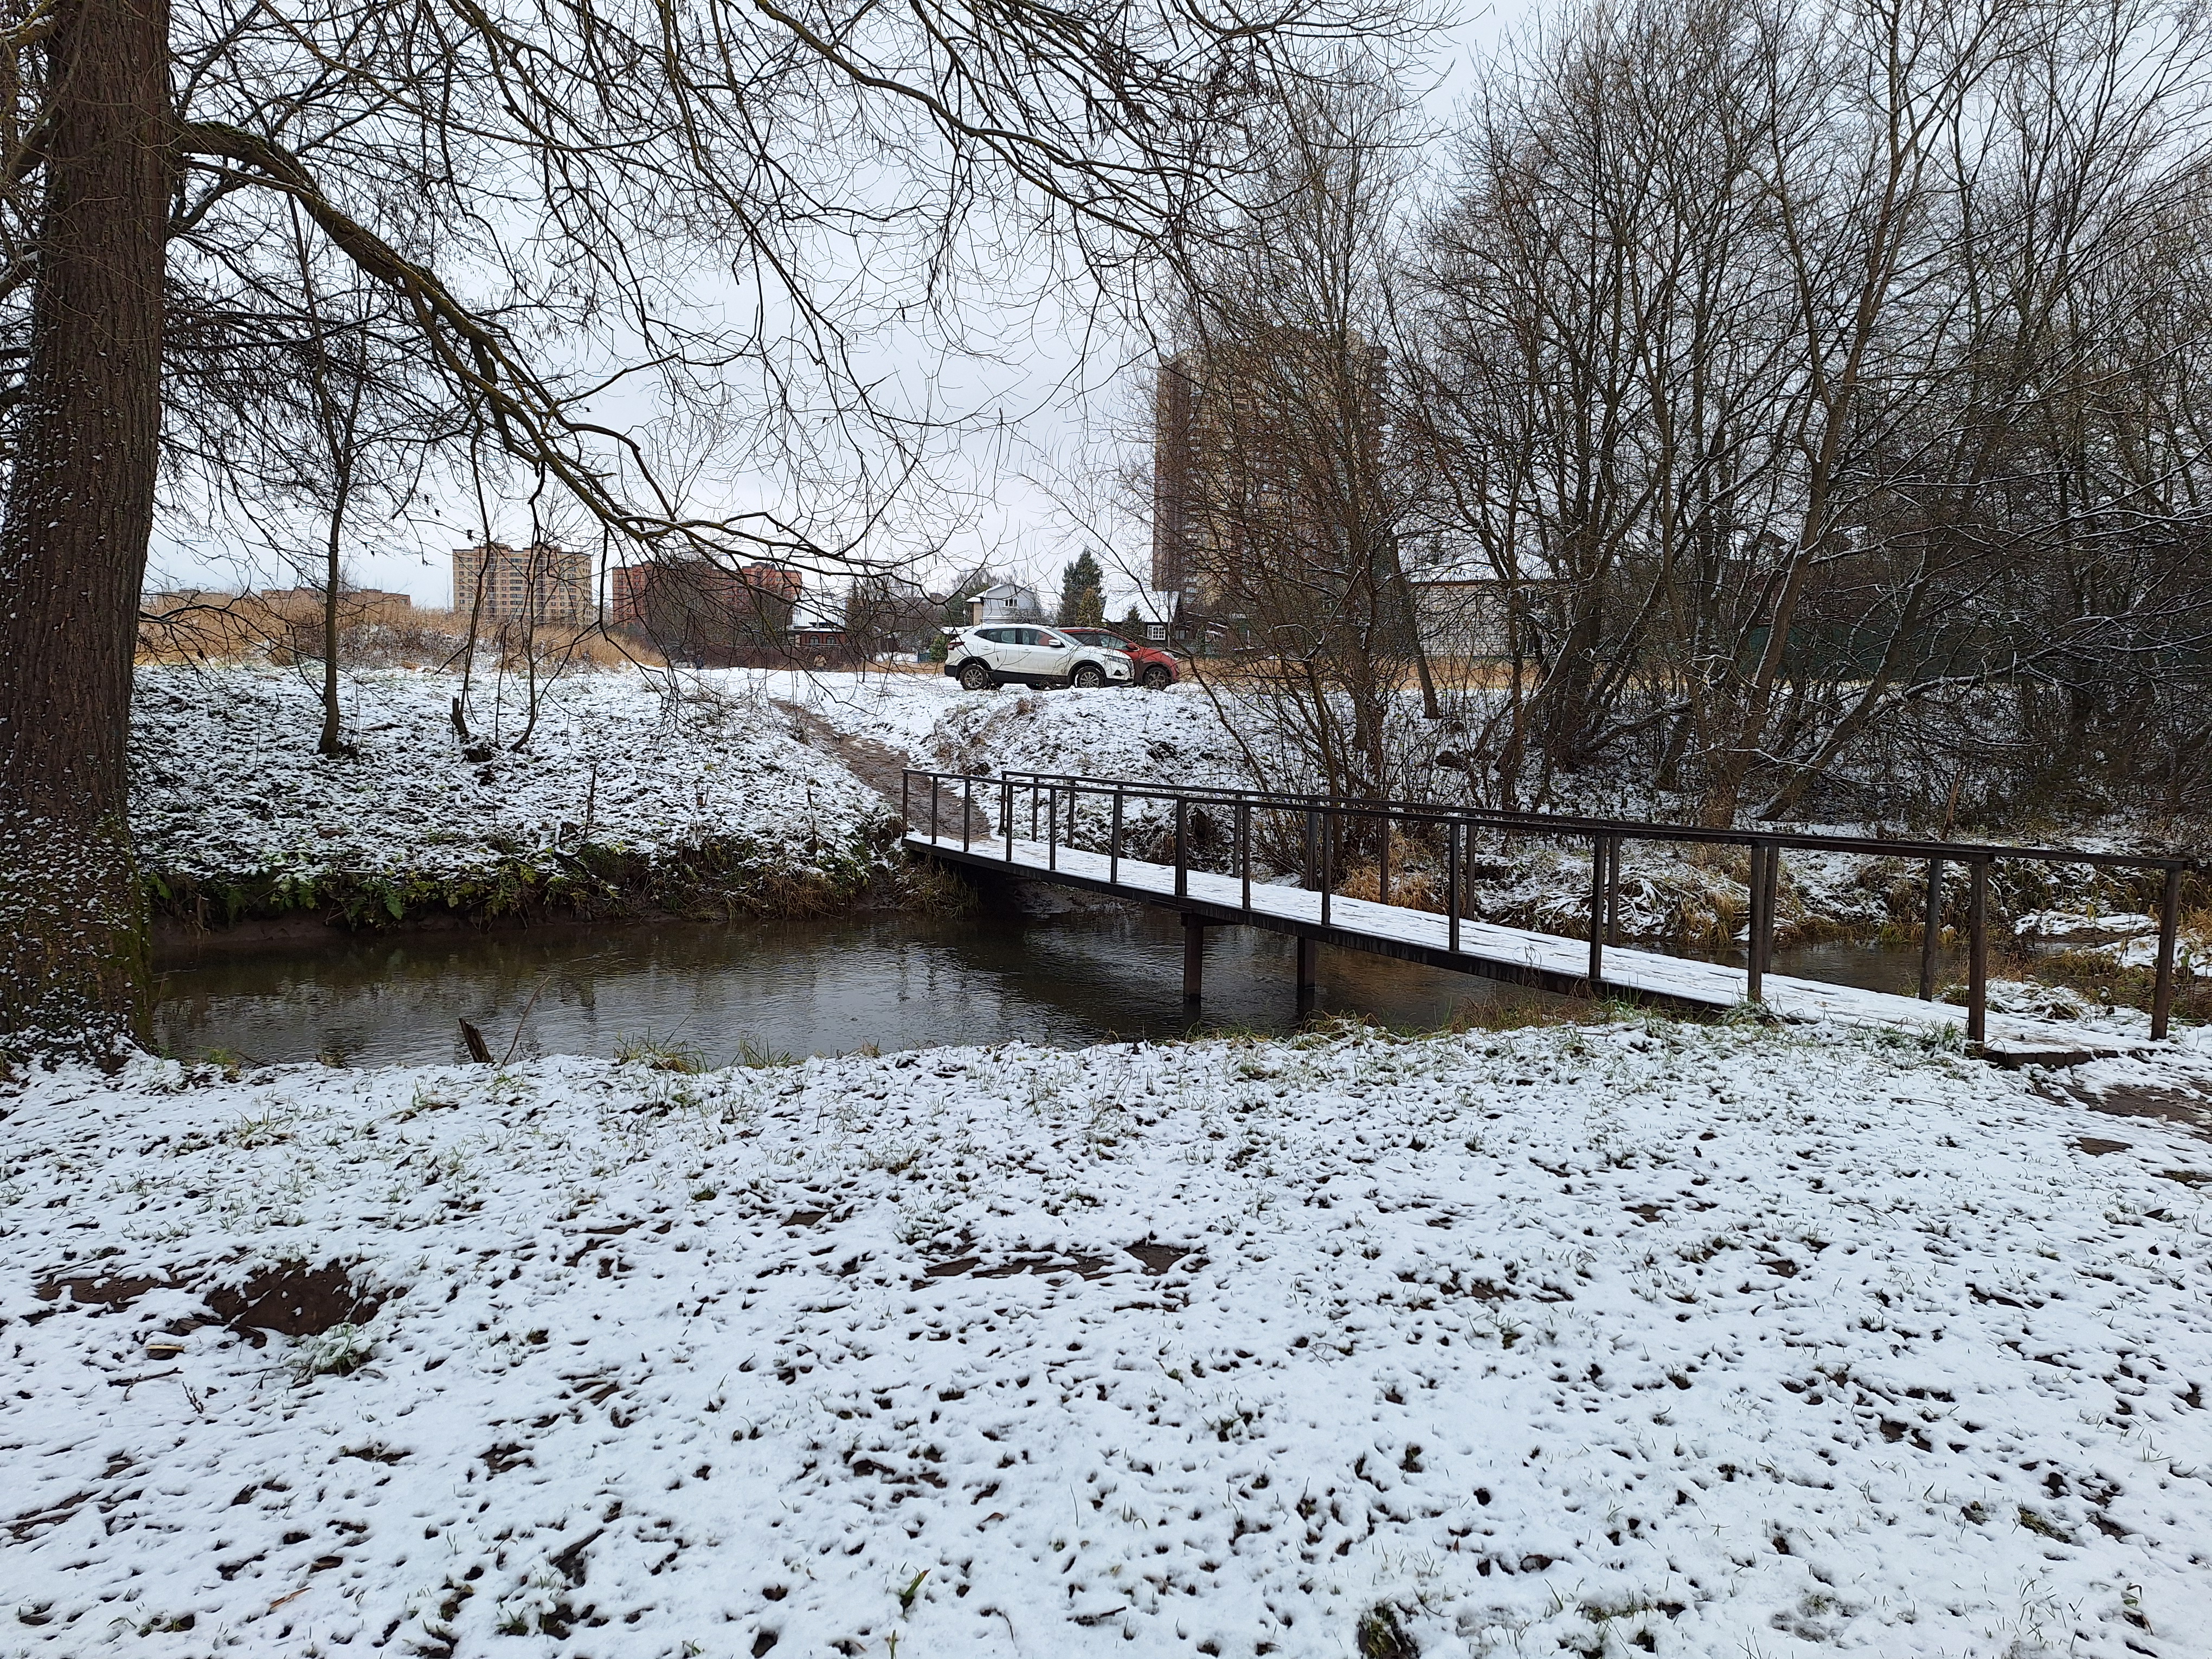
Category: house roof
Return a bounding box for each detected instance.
[974,581,1037,603]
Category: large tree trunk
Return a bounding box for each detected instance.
[0,0,171,1057]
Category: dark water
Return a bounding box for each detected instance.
[153,902,1945,1069]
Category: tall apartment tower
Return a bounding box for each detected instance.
[452,542,594,625]
[1148,336,1387,626]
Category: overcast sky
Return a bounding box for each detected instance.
[146,3,1535,617]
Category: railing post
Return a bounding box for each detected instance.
[1447,819,1462,955]
[1378,811,1390,907]
[1918,858,1945,1001]
[1030,783,1039,842]
[930,773,940,844]
[1004,777,1014,863]
[1967,858,1989,1046]
[962,776,973,851]
[1174,797,1188,900]
[1760,845,1782,985]
[1047,783,1059,871]
[901,769,910,830]
[1239,799,1252,914]
[1321,810,1333,927]
[1110,787,1123,886]
[1587,835,1607,990]
[1610,837,1623,935]
[1303,808,1318,890]
[1746,843,1767,1005]
[2152,864,2182,1040]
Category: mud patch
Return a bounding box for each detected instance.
[2039,1081,2212,1141]
[776,699,983,836]
[34,1272,181,1310]
[1127,1242,1193,1275]
[207,1261,384,1347]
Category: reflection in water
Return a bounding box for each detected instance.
[154,903,1942,1068]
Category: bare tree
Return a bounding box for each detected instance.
[1407,0,2212,825]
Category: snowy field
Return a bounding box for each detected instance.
[7,1022,2212,1656]
[130,667,890,901]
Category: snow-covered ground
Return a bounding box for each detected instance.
[131,667,892,914]
[757,666,1257,796]
[8,1023,2211,1657]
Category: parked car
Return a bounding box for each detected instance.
[941,625,1135,691]
[1057,627,1179,690]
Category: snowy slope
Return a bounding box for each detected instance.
[5,1024,2210,1656]
[763,668,1259,792]
[131,666,891,897]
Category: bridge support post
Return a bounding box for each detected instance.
[1918,858,1944,1000]
[1182,912,1205,1002]
[1295,936,1317,1015]
[1967,859,1988,1046]
[2153,864,2182,1040]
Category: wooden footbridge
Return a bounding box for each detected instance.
[900,769,2197,1066]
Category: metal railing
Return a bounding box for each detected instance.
[901,768,2200,1043]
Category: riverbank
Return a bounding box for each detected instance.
[132,664,2205,1017]
[132,666,909,931]
[6,1021,2210,1655]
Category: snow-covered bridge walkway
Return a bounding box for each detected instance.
[906,825,2153,1067]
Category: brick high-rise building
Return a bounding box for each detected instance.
[1150,357,1197,607]
[1149,335,1388,629]
[452,541,595,626]
[607,557,802,664]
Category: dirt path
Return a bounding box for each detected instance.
[775,699,991,837]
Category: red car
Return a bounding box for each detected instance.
[1058,628,1178,690]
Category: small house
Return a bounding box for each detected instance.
[967,581,1043,626]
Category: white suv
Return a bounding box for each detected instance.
[942,625,1135,691]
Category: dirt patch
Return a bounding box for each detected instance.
[35,1272,181,1309]
[2037,1081,2212,1140]
[1126,1242,1192,1275]
[2074,1137,2132,1155]
[206,1261,384,1347]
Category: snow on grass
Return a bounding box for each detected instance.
[131,666,890,893]
[6,1024,2211,1656]
[761,668,1257,794]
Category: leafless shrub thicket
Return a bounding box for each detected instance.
[1404,0,2212,826]
[1152,0,2212,829]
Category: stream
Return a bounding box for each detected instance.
[155,899,1954,1069]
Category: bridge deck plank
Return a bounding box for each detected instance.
[905,831,2146,1064]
